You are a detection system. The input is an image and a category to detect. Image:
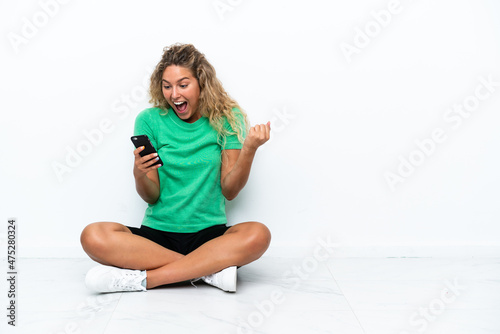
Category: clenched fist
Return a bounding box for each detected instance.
[243,121,271,152]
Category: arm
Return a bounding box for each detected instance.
[133,146,161,204]
[221,122,270,200]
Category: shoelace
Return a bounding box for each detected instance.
[114,273,143,290]
[190,274,213,288]
[190,278,200,288]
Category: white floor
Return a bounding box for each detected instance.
[1,257,499,334]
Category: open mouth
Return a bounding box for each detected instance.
[173,101,188,114]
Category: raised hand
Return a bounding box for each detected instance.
[243,121,271,152]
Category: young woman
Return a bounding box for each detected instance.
[80,43,271,293]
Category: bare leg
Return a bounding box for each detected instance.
[80,221,271,288]
[80,222,184,270]
[146,222,271,288]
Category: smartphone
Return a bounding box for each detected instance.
[130,135,163,167]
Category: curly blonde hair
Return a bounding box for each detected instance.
[149,43,249,147]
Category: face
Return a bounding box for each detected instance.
[162,65,201,123]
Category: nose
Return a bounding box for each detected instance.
[171,87,180,100]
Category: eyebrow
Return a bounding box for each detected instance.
[162,77,190,84]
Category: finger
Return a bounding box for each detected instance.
[133,146,145,156]
[259,124,268,137]
[141,153,158,164]
[145,157,161,168]
[138,156,159,171]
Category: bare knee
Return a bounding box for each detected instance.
[243,222,272,256]
[80,222,103,256]
[80,222,128,258]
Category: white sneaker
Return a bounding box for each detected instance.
[85,265,147,293]
[200,266,237,292]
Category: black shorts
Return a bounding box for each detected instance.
[127,224,230,255]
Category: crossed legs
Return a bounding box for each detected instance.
[80,222,271,289]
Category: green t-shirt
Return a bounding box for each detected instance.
[134,107,245,233]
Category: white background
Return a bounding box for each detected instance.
[1,0,499,258]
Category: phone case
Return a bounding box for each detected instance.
[130,135,163,167]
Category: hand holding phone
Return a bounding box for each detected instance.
[131,135,163,167]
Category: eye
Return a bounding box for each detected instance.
[180,84,188,88]
[163,85,170,89]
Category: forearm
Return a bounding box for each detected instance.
[134,174,160,204]
[221,147,256,201]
